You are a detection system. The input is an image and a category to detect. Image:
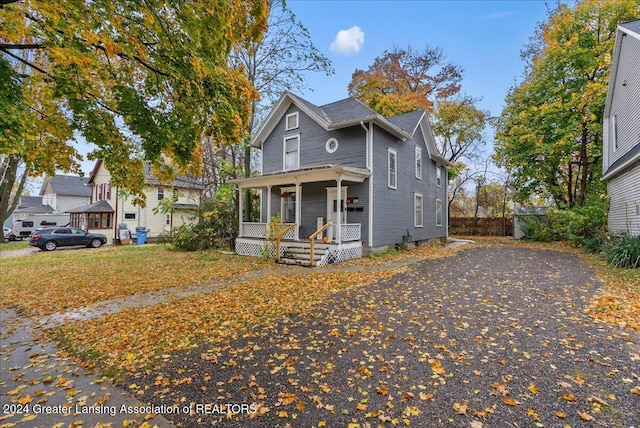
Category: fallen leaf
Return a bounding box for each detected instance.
[453,401,468,415]
[630,386,640,396]
[527,408,540,422]
[528,382,539,395]
[555,411,567,419]
[561,392,577,402]
[577,410,593,421]
[503,397,520,406]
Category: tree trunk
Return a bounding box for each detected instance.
[0,155,29,243]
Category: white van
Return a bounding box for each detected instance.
[11,214,70,238]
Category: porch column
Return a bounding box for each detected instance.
[238,185,244,237]
[336,177,342,243]
[295,183,301,240]
[266,185,272,224]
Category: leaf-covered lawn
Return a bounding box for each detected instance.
[50,270,398,378]
[0,245,275,317]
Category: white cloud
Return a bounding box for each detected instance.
[330,26,365,55]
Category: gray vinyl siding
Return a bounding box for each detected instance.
[607,167,640,236]
[604,30,640,236]
[607,34,640,169]
[260,180,371,243]
[371,125,447,247]
[262,105,367,175]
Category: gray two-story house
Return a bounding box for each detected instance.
[232,91,451,265]
[603,19,640,236]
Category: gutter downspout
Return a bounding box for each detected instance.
[360,121,373,249]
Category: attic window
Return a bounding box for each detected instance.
[286,112,299,130]
[326,138,339,153]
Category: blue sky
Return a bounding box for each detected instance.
[286,0,555,118]
[69,1,556,177]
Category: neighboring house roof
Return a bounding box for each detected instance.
[250,91,451,167]
[87,159,204,190]
[40,174,91,197]
[13,205,55,214]
[603,19,640,181]
[18,195,43,207]
[620,19,640,35]
[66,200,114,213]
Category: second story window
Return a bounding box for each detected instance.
[436,165,442,187]
[284,135,300,171]
[286,112,299,130]
[158,186,165,201]
[415,146,422,179]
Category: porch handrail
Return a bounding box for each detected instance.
[308,220,332,267]
[275,222,297,262]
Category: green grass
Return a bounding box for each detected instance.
[0,240,29,251]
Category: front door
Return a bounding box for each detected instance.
[326,187,347,242]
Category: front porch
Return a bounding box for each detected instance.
[231,165,370,266]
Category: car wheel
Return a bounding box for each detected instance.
[43,241,57,251]
[89,238,103,248]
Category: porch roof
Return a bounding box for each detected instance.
[230,164,371,189]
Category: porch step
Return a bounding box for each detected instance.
[278,246,327,267]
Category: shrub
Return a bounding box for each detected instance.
[547,203,607,246]
[601,234,640,269]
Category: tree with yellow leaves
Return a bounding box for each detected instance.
[0,0,268,216]
[494,0,639,208]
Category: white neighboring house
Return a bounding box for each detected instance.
[40,174,92,212]
[603,19,640,236]
[67,160,203,244]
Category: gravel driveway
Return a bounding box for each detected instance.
[133,246,640,427]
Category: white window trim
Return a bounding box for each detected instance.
[436,198,443,227]
[414,193,423,227]
[158,186,165,201]
[286,112,299,131]
[326,138,339,153]
[415,146,422,179]
[283,134,300,171]
[388,148,397,189]
[436,165,442,187]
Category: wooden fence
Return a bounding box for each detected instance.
[449,217,513,236]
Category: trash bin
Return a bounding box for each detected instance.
[135,227,148,245]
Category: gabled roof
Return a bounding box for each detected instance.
[13,204,55,214]
[40,174,91,197]
[66,200,114,213]
[250,91,451,167]
[250,91,413,148]
[88,159,204,190]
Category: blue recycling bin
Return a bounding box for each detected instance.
[135,227,148,245]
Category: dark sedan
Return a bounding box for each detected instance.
[29,227,107,251]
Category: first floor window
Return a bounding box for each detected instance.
[436,198,443,227]
[414,193,423,227]
[165,213,171,226]
[124,212,136,220]
[280,189,297,223]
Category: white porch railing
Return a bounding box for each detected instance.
[241,222,297,239]
[242,222,267,238]
[329,223,361,242]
